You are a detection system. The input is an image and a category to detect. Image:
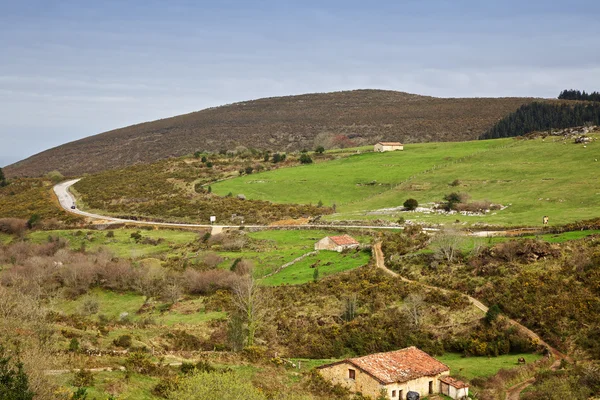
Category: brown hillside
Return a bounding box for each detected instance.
[6,89,539,177]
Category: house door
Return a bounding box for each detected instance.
[429,380,433,394]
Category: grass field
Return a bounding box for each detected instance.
[215,229,372,280]
[28,228,200,258]
[212,136,600,226]
[436,352,543,380]
[260,249,371,286]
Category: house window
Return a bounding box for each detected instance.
[348,369,355,380]
[391,390,397,397]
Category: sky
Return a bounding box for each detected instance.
[1,0,599,167]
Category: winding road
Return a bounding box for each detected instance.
[54,179,442,234]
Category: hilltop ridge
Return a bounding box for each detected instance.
[6,89,537,177]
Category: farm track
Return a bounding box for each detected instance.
[372,242,568,399]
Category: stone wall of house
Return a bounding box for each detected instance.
[382,372,450,399]
[318,362,385,397]
[319,363,449,399]
[315,237,336,251]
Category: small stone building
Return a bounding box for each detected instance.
[317,347,467,399]
[440,376,469,399]
[374,142,404,152]
[314,234,360,252]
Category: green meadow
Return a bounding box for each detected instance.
[212,137,600,226]
[28,228,200,258]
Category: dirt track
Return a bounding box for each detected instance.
[372,242,567,399]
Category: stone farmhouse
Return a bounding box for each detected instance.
[314,234,360,252]
[317,347,469,400]
[374,142,404,152]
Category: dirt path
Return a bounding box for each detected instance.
[372,242,567,399]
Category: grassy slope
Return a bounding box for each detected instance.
[216,230,371,281]
[212,140,505,208]
[28,229,200,258]
[213,137,600,226]
[436,353,542,380]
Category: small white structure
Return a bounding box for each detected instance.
[440,376,469,399]
[374,142,404,152]
[314,235,360,252]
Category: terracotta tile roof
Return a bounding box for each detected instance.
[329,235,359,246]
[440,376,469,389]
[378,142,403,146]
[319,347,449,384]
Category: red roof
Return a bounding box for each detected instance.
[329,235,359,246]
[318,347,449,384]
[378,142,403,146]
[440,376,469,389]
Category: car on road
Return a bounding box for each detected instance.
[71,205,76,209]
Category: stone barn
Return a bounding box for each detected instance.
[374,142,404,152]
[314,234,359,252]
[317,347,467,399]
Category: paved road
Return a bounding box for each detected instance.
[54,179,433,233]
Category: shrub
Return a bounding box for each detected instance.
[245,166,254,175]
[167,371,267,400]
[299,153,313,164]
[0,346,34,400]
[315,146,325,154]
[72,369,94,387]
[403,198,418,210]
[113,335,133,348]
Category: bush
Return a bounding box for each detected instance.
[403,198,418,210]
[72,369,94,387]
[113,335,133,348]
[167,371,267,400]
[0,346,34,400]
[315,146,325,154]
[299,153,313,164]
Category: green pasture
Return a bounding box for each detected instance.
[436,352,543,380]
[260,249,371,286]
[0,232,11,244]
[28,228,200,258]
[216,229,371,278]
[52,288,225,327]
[212,140,505,208]
[53,371,160,400]
[212,137,600,226]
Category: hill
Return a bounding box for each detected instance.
[5,90,537,177]
[67,134,599,227]
[210,135,600,226]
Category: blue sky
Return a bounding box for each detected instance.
[1,0,599,167]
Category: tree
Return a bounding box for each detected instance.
[232,275,266,347]
[26,214,40,229]
[194,151,202,159]
[245,166,254,175]
[431,230,464,263]
[167,371,267,400]
[403,293,425,329]
[313,267,319,283]
[205,162,213,168]
[0,167,6,187]
[342,294,357,322]
[403,198,418,210]
[46,170,64,183]
[485,304,501,324]
[299,153,313,164]
[315,146,325,154]
[201,156,207,163]
[0,346,34,400]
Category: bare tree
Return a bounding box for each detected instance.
[231,275,267,347]
[430,230,464,263]
[403,293,426,329]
